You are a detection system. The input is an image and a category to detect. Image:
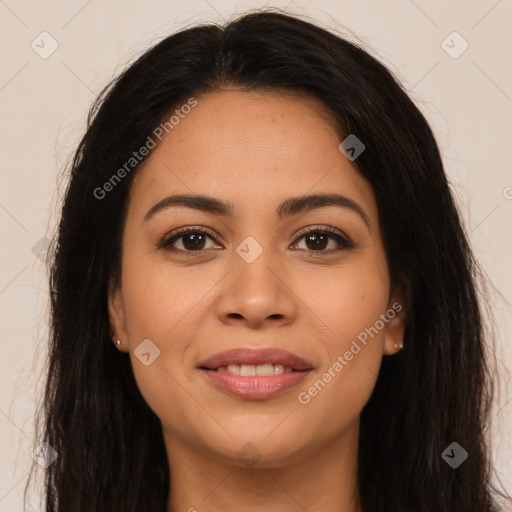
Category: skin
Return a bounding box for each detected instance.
[108,89,406,512]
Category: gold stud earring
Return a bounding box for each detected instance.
[393,343,403,350]
[116,339,121,347]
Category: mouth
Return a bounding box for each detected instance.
[197,347,314,400]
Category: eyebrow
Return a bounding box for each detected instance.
[143,193,371,229]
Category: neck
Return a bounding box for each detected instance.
[164,419,362,512]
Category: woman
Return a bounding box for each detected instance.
[25,9,510,512]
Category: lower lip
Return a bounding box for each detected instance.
[200,369,311,400]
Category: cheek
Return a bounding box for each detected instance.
[293,254,389,416]
[301,254,390,353]
[120,245,204,341]
[118,247,196,389]
[119,257,203,434]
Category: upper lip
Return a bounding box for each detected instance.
[198,348,313,371]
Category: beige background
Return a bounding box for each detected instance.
[1,0,511,509]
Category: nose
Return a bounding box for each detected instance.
[215,244,298,329]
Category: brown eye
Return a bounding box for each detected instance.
[302,232,330,251]
[159,227,221,253]
[292,226,354,253]
[176,232,208,251]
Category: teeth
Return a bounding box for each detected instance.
[240,364,255,376]
[216,364,294,376]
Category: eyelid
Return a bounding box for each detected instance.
[293,224,351,242]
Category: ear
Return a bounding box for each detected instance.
[383,283,408,356]
[108,275,128,351]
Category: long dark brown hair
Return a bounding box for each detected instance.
[25,9,511,511]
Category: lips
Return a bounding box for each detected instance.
[197,347,314,400]
[197,347,313,371]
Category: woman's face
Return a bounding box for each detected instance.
[109,89,405,468]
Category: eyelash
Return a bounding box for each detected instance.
[158,225,355,256]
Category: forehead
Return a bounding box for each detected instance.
[127,89,376,222]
